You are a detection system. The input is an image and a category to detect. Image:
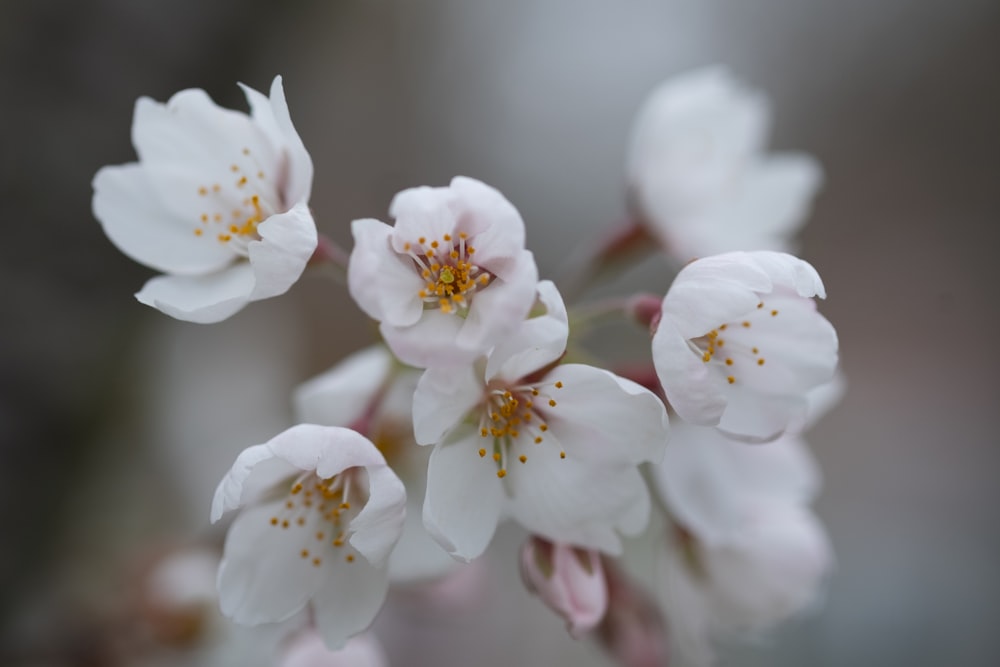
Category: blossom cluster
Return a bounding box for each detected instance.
[93,67,841,665]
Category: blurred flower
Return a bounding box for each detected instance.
[348,176,538,367]
[412,281,669,560]
[652,421,832,664]
[211,425,406,649]
[294,345,456,582]
[627,66,821,261]
[278,630,387,667]
[520,537,608,638]
[93,76,316,323]
[651,251,838,442]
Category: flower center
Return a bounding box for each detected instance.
[476,379,566,478]
[693,301,778,385]
[193,147,280,255]
[403,233,493,315]
[267,469,367,567]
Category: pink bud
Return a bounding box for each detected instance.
[278,630,387,667]
[596,558,670,667]
[626,293,664,333]
[519,536,608,638]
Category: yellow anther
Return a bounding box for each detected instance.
[286,500,295,509]
[296,517,305,526]
[703,352,712,362]
[459,232,468,239]
[519,455,527,463]
[742,321,751,328]
[725,359,733,366]
[758,358,766,366]
[559,451,566,459]
[418,237,426,244]
[237,176,248,187]
[443,234,452,241]
[231,164,239,172]
[548,399,557,407]
[194,229,203,236]
[212,184,221,192]
[301,549,309,558]
[431,240,439,248]
[719,324,728,330]
[281,520,289,529]
[404,242,411,251]
[200,213,208,222]
[313,557,322,566]
[493,452,501,462]
[727,376,736,384]
[345,554,354,563]
[771,310,779,316]
[242,147,250,155]
[539,424,548,432]
[752,347,759,354]
[270,517,278,526]
[497,469,507,479]
[479,448,486,457]
[534,436,543,444]
[757,302,764,309]
[198,186,207,196]
[554,382,563,389]
[213,213,223,222]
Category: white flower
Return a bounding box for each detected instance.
[652,422,832,665]
[652,251,838,442]
[294,345,456,582]
[627,66,822,260]
[348,177,538,367]
[211,425,406,649]
[93,76,316,323]
[412,281,669,561]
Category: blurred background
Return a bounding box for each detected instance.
[1,0,998,665]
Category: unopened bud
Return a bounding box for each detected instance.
[520,536,608,638]
[626,293,664,333]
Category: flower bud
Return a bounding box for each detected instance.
[519,536,608,638]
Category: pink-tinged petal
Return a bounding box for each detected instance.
[520,539,608,638]
[387,185,464,250]
[348,218,424,325]
[539,364,668,465]
[93,164,233,275]
[412,364,482,445]
[662,253,772,338]
[135,263,254,323]
[653,421,819,545]
[241,76,313,206]
[652,319,726,426]
[422,427,505,561]
[217,501,328,625]
[715,385,807,443]
[750,250,826,299]
[655,540,715,665]
[348,464,407,567]
[279,630,388,667]
[294,346,394,426]
[487,280,569,382]
[248,203,317,300]
[312,555,390,650]
[457,250,538,355]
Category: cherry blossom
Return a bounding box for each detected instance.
[412,281,669,561]
[93,76,316,323]
[293,345,456,582]
[211,425,406,649]
[348,177,538,367]
[651,250,838,442]
[627,66,822,261]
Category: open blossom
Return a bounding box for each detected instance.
[626,66,821,260]
[93,76,316,323]
[652,251,838,442]
[294,345,456,582]
[413,281,669,560]
[211,425,406,649]
[348,176,538,367]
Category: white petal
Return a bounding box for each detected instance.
[449,176,527,263]
[388,185,466,249]
[217,501,327,625]
[422,428,505,561]
[387,491,458,582]
[540,364,668,465]
[293,346,394,426]
[715,385,807,443]
[661,252,772,338]
[247,203,317,300]
[135,262,254,323]
[211,442,297,522]
[653,421,819,544]
[264,424,387,479]
[412,364,483,445]
[487,280,569,381]
[241,76,314,206]
[312,555,390,650]
[279,630,388,667]
[93,164,233,275]
[655,541,715,665]
[349,464,407,567]
[652,318,727,426]
[348,218,425,325]
[456,250,539,356]
[378,310,469,368]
